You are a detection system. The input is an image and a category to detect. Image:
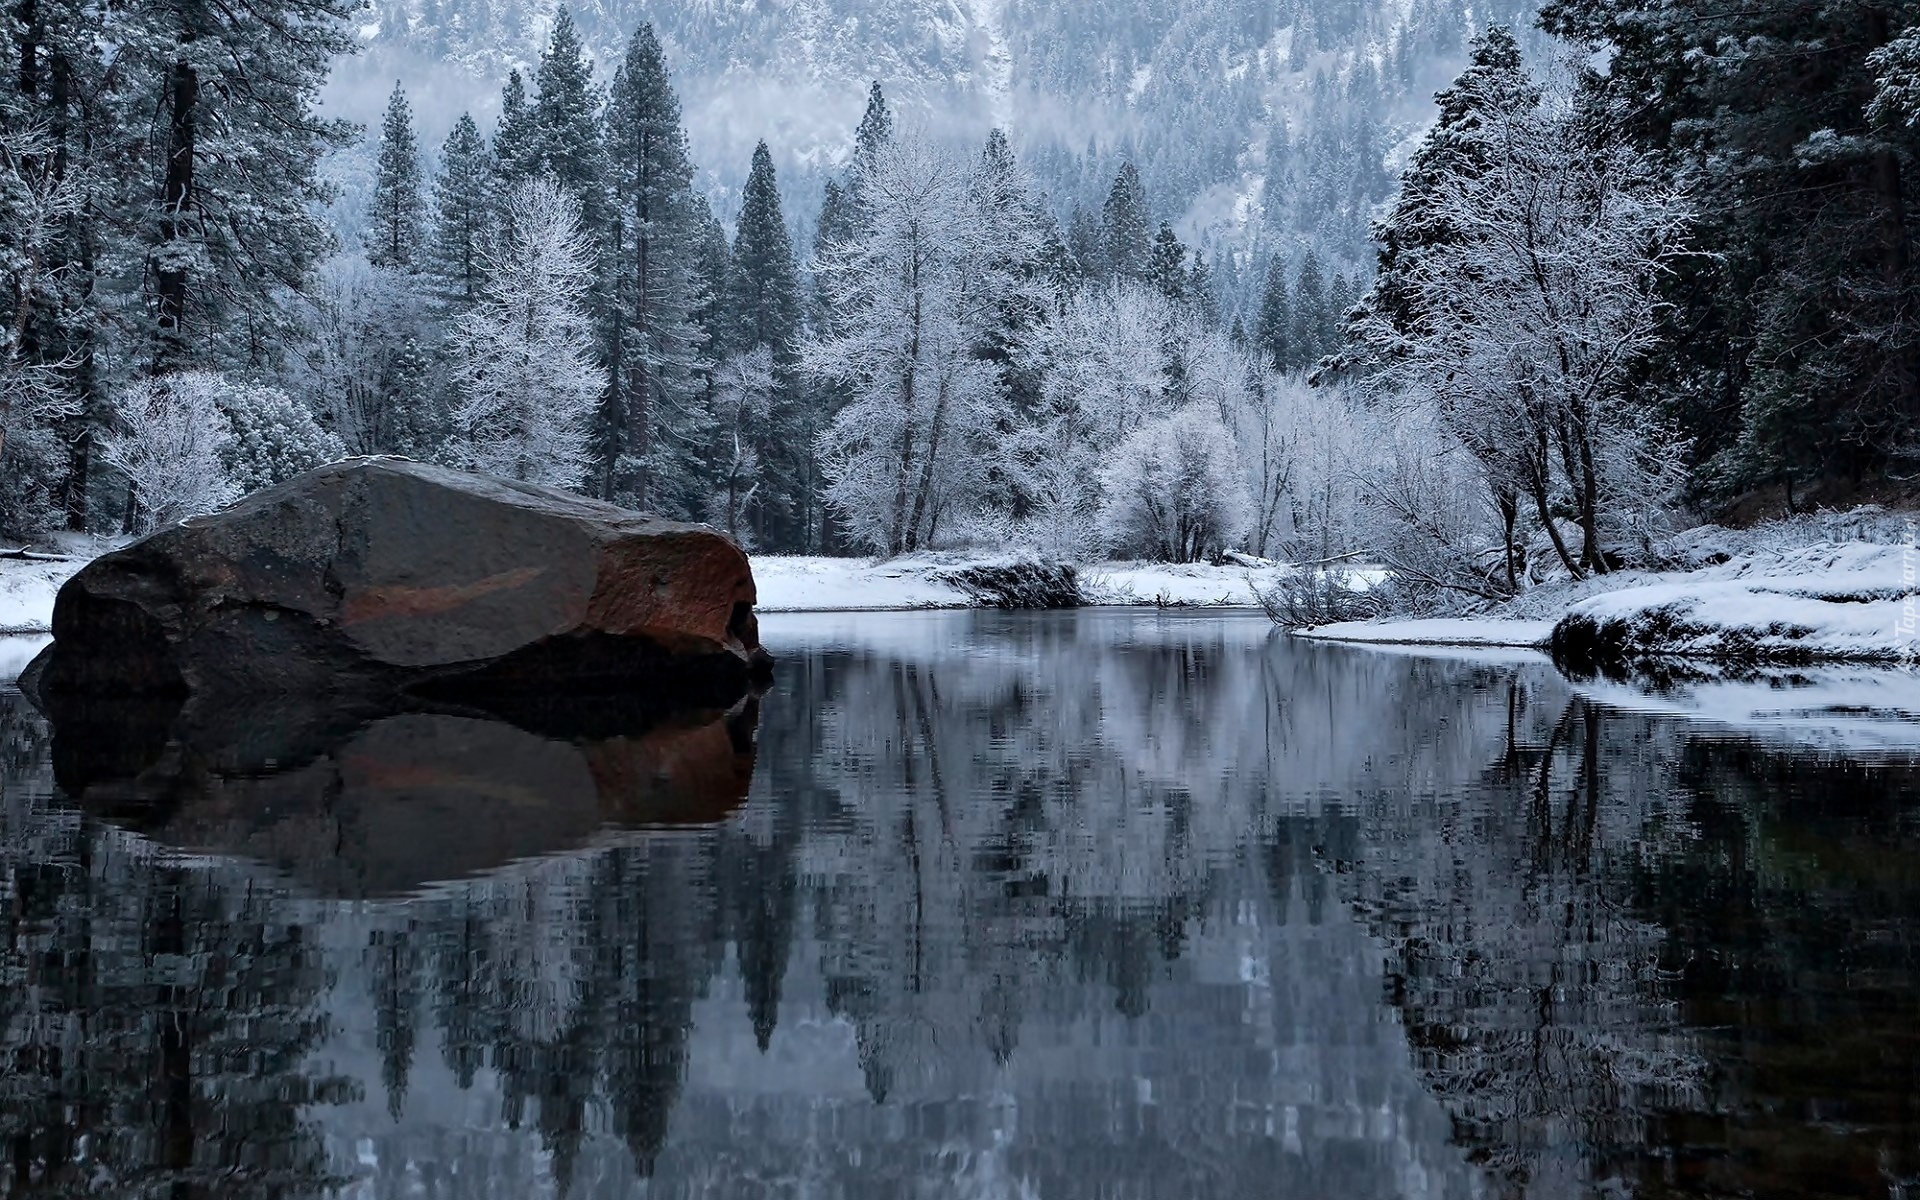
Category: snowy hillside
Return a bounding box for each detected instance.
[326,0,1546,297]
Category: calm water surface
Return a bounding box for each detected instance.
[0,610,1917,1199]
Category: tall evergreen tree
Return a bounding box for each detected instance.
[1066,205,1103,279]
[600,23,708,513]
[1290,251,1328,370]
[137,0,359,370]
[851,81,894,185]
[369,83,426,270]
[491,70,541,187]
[429,114,492,307]
[530,8,604,201]
[1102,162,1152,282]
[1361,27,1536,353]
[727,143,803,358]
[1147,222,1188,301]
[726,142,806,547]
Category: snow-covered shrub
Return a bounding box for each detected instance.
[1255,567,1389,628]
[1099,406,1252,562]
[101,373,240,532]
[1347,406,1508,604]
[219,380,346,494]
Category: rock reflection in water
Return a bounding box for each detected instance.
[0,612,1916,1199]
[35,689,759,897]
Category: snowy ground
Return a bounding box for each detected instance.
[1548,541,1914,663]
[753,555,1289,612]
[0,555,87,635]
[1301,534,1920,665]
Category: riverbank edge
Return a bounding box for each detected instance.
[1,551,1293,636]
[1297,540,1920,667]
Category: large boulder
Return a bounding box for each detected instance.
[24,457,769,706]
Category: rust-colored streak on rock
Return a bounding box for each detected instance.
[585,538,754,648]
[340,565,549,627]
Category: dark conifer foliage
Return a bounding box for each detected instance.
[429,115,493,307]
[600,22,707,512]
[491,70,541,188]
[1256,262,1292,372]
[1541,0,1920,491]
[1102,163,1152,283]
[370,83,427,271]
[1148,223,1189,302]
[726,142,807,545]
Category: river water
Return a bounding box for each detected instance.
[0,610,1916,1199]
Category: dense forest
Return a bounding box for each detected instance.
[2,0,1917,598]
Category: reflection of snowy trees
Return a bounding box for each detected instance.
[4,626,1920,1197]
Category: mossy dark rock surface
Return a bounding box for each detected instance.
[24,457,769,707]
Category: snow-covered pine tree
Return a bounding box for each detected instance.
[1148,223,1189,302]
[530,9,605,208]
[133,0,358,371]
[726,141,807,548]
[972,129,1050,418]
[600,23,710,514]
[430,115,493,307]
[369,83,426,271]
[492,71,541,189]
[1065,206,1102,280]
[850,81,895,192]
[1359,27,1537,354]
[1289,251,1329,371]
[1102,163,1152,283]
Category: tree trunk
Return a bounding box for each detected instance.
[905,374,951,552]
[1556,416,1608,575]
[153,59,197,370]
[1496,484,1519,594]
[1527,454,1584,580]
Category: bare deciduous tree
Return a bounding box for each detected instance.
[446,177,606,490]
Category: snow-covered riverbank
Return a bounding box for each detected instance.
[1299,535,1920,665]
[752,555,1289,612]
[10,526,1915,667]
[0,555,87,635]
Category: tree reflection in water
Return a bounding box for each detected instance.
[0,609,1914,1199]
